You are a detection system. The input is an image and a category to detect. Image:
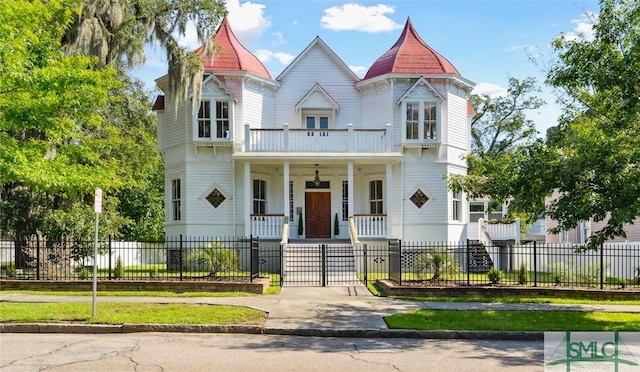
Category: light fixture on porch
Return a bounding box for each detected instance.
[313,164,321,187]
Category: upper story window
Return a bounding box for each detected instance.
[197,100,231,140]
[405,101,439,141]
[306,115,329,129]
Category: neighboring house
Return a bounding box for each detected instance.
[153,17,475,243]
[546,216,640,244]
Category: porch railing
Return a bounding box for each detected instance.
[245,123,392,153]
[479,218,520,241]
[251,214,285,239]
[354,214,386,238]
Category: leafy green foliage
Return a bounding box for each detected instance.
[415,249,459,280]
[192,243,239,277]
[114,256,124,279]
[518,262,529,285]
[487,267,503,284]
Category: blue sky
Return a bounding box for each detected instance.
[132,0,600,134]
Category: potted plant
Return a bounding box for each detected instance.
[297,212,304,238]
[334,213,340,237]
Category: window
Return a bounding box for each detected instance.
[306,115,329,129]
[215,101,229,138]
[369,180,383,214]
[452,191,462,221]
[253,179,266,214]
[488,205,504,220]
[197,100,230,139]
[205,188,226,209]
[405,101,438,140]
[406,102,419,139]
[171,179,181,221]
[289,181,294,220]
[424,103,437,140]
[410,189,430,209]
[469,202,485,223]
[197,101,211,138]
[342,181,348,221]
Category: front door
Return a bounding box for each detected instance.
[305,192,331,238]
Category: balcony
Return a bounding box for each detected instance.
[244,123,392,153]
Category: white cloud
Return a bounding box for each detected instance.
[321,4,402,32]
[472,82,508,98]
[562,12,597,42]
[175,22,201,50]
[271,31,286,46]
[348,65,368,77]
[226,0,272,44]
[254,49,295,65]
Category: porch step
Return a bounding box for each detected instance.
[468,240,494,273]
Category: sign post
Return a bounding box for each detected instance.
[92,188,102,318]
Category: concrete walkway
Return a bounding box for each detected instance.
[1,285,638,339]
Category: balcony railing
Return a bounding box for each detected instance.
[245,123,392,153]
[251,214,285,239]
[354,214,387,238]
[479,218,521,241]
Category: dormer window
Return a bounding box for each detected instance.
[305,112,330,129]
[196,100,231,140]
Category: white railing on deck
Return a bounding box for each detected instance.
[245,123,391,153]
[251,214,284,239]
[481,218,521,241]
[354,214,386,238]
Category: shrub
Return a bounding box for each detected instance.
[549,263,568,285]
[414,249,458,280]
[192,242,239,277]
[487,267,503,284]
[518,262,528,285]
[5,263,16,278]
[114,256,124,279]
[618,277,627,289]
[79,267,91,280]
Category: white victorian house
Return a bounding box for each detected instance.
[153,17,475,244]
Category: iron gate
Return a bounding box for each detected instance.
[282,244,360,286]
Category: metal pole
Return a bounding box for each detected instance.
[600,243,604,290]
[533,241,537,287]
[363,244,368,286]
[92,211,98,317]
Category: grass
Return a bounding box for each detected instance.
[1,290,260,297]
[393,296,640,306]
[384,310,640,332]
[0,302,266,325]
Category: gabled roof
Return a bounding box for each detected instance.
[199,74,238,102]
[276,36,360,82]
[295,83,340,113]
[364,17,460,80]
[194,16,271,79]
[152,95,165,111]
[396,77,445,104]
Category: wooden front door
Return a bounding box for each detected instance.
[305,192,331,238]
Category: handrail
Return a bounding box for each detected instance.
[280,216,289,245]
[348,216,360,245]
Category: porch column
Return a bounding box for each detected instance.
[385,163,393,238]
[244,162,251,237]
[348,162,354,221]
[283,162,290,224]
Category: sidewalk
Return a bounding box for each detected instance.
[2,285,638,339]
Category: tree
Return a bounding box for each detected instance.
[452,0,640,249]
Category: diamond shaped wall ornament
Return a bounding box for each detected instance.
[410,189,429,209]
[206,188,226,208]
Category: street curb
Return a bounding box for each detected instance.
[0,323,543,340]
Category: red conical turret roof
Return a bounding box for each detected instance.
[364,17,460,80]
[195,16,271,79]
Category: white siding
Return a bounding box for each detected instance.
[446,91,468,151]
[274,46,360,129]
[360,83,392,130]
[184,163,234,230]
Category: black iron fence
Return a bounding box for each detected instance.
[1,237,638,289]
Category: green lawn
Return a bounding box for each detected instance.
[0,302,266,325]
[384,310,640,331]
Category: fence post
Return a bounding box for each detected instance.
[600,243,604,290]
[321,244,326,287]
[466,239,470,286]
[363,244,368,286]
[108,235,112,280]
[179,235,183,282]
[279,241,284,287]
[533,241,537,287]
[36,234,40,280]
[399,240,402,287]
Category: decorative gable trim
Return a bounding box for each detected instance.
[193,74,238,102]
[295,83,340,113]
[397,77,445,104]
